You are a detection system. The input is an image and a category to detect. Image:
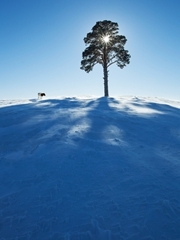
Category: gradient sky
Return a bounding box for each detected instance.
[0,0,180,100]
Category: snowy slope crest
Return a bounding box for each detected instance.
[0,96,180,240]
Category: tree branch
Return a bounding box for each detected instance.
[108,53,118,63]
[107,60,118,68]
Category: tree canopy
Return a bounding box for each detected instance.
[81,20,131,97]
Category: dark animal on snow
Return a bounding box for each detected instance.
[38,92,46,99]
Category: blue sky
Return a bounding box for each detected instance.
[0,0,180,100]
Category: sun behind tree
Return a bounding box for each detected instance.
[80,20,131,97]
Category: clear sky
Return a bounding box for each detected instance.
[0,0,180,100]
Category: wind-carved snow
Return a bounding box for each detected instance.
[0,96,180,240]
[102,125,128,146]
[109,98,164,117]
[68,119,91,138]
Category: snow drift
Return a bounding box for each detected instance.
[0,96,180,240]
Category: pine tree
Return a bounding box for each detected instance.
[81,20,131,97]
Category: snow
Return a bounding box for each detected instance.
[0,96,180,240]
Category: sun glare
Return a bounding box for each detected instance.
[103,35,110,43]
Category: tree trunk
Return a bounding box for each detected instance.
[103,46,109,97]
[103,63,109,97]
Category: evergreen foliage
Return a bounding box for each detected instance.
[81,20,131,97]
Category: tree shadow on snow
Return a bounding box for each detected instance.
[0,97,180,240]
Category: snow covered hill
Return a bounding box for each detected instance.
[0,96,180,240]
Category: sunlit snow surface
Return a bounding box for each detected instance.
[0,96,180,240]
